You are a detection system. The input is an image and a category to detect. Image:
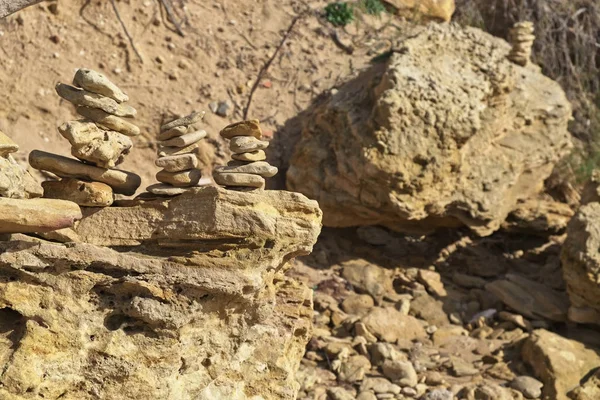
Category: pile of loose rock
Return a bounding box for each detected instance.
[30,68,141,206]
[0,130,81,233]
[508,21,535,66]
[147,111,206,196]
[214,119,277,190]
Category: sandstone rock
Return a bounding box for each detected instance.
[0,186,321,399]
[156,169,201,187]
[562,203,600,325]
[461,383,516,400]
[568,370,600,400]
[383,0,455,22]
[155,154,199,172]
[58,121,132,168]
[0,197,81,233]
[337,355,371,383]
[511,376,543,399]
[422,389,454,400]
[417,269,447,297]
[341,260,395,303]
[73,68,129,102]
[55,83,136,117]
[381,360,418,387]
[341,294,374,316]
[360,307,427,343]
[357,392,378,400]
[229,136,269,153]
[502,199,573,235]
[0,130,18,156]
[146,183,195,196]
[287,24,571,236]
[360,377,401,395]
[29,150,141,195]
[42,178,113,207]
[160,111,204,132]
[232,150,266,162]
[220,119,262,139]
[485,274,569,322]
[327,387,355,400]
[76,106,140,136]
[158,142,200,157]
[216,161,278,178]
[160,130,206,147]
[0,154,43,199]
[157,125,188,141]
[522,329,600,400]
[213,172,265,189]
[409,293,450,327]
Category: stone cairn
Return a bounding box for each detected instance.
[213,119,278,190]
[29,68,142,206]
[146,111,207,196]
[508,21,535,66]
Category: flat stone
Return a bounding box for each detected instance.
[160,130,206,148]
[160,111,204,132]
[213,172,265,188]
[155,154,198,172]
[417,269,447,297]
[146,184,196,196]
[72,68,129,103]
[216,161,278,178]
[76,106,140,136]
[158,142,200,157]
[58,121,132,168]
[156,169,201,187]
[157,126,188,141]
[42,179,113,207]
[0,155,43,199]
[55,83,136,117]
[382,360,418,387]
[510,376,543,399]
[0,130,18,156]
[0,197,82,233]
[231,150,266,162]
[229,136,269,153]
[29,150,141,196]
[360,307,427,343]
[220,119,262,139]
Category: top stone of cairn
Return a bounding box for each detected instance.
[73,68,129,103]
[220,119,262,139]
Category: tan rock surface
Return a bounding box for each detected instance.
[160,130,206,147]
[160,111,204,132]
[0,187,322,399]
[220,119,262,139]
[0,154,43,199]
[59,121,133,168]
[156,169,201,187]
[382,0,455,22]
[76,106,140,136]
[213,172,266,188]
[55,83,136,117]
[0,130,19,157]
[360,307,427,343]
[562,203,600,325]
[216,161,278,178]
[42,178,114,207]
[0,197,81,233]
[232,150,267,162]
[155,154,199,172]
[229,136,269,153]
[29,150,141,195]
[72,68,129,103]
[522,329,600,400]
[287,24,572,236]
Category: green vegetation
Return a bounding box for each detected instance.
[360,0,386,16]
[325,2,355,26]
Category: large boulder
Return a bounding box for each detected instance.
[287,24,572,236]
[561,202,600,325]
[0,187,322,399]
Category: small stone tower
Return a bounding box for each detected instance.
[508,21,535,66]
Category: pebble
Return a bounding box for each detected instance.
[55,83,136,117]
[215,161,278,178]
[229,135,269,153]
[156,169,202,187]
[155,154,199,172]
[76,106,140,136]
[216,100,231,117]
[213,172,265,189]
[231,150,267,162]
[160,130,207,147]
[72,68,129,103]
[510,376,543,399]
[42,178,113,207]
[29,150,141,195]
[220,119,262,139]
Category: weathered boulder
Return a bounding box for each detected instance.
[0,187,322,399]
[287,24,572,236]
[522,329,600,400]
[562,203,600,325]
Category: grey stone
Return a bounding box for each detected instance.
[216,161,278,178]
[510,376,543,399]
[160,111,204,132]
[229,136,269,153]
[56,83,136,117]
[72,68,129,103]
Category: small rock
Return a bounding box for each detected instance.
[156,169,201,187]
[360,377,401,394]
[0,197,82,234]
[42,179,113,207]
[381,360,418,387]
[0,130,19,156]
[146,184,195,196]
[55,83,136,117]
[160,130,207,148]
[231,150,267,162]
[361,307,427,343]
[357,392,377,400]
[327,387,355,400]
[0,154,43,199]
[368,342,407,367]
[158,143,200,157]
[418,269,447,297]
[76,106,140,136]
[216,100,231,117]
[157,126,188,141]
[229,135,269,153]
[213,172,265,189]
[72,68,129,103]
[208,102,218,113]
[510,376,543,399]
[155,154,199,173]
[161,112,205,132]
[216,161,278,178]
[342,294,375,316]
[338,355,371,383]
[422,389,454,400]
[452,272,487,289]
[220,119,263,140]
[402,386,417,397]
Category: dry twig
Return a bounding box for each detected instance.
[110,0,144,63]
[159,0,185,37]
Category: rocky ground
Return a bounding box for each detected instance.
[290,225,600,400]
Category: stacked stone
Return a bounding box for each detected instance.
[147,111,206,196]
[213,120,278,190]
[0,131,81,234]
[30,69,142,206]
[508,21,535,67]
